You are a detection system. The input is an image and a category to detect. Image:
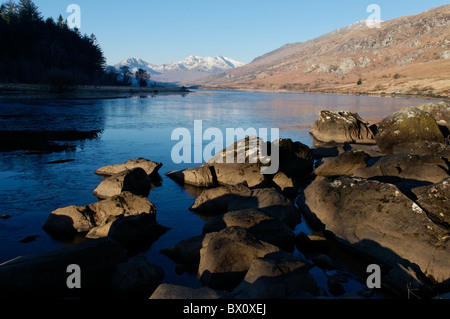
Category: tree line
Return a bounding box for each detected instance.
[0,0,152,90]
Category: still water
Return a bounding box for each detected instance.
[0,90,435,292]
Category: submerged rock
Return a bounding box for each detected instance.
[0,238,127,299]
[108,255,164,300]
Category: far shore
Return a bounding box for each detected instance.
[0,83,190,100]
[196,85,450,102]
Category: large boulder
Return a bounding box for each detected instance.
[412,178,450,228]
[298,176,450,292]
[198,226,280,291]
[107,213,169,251]
[44,192,156,237]
[166,137,314,189]
[189,184,300,229]
[375,107,446,154]
[203,209,295,250]
[0,238,127,299]
[416,102,450,132]
[165,166,216,187]
[42,205,94,236]
[93,168,152,199]
[95,158,162,177]
[314,149,370,177]
[43,192,167,249]
[231,251,319,299]
[310,111,375,144]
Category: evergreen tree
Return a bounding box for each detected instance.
[0,0,106,87]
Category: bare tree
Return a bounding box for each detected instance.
[135,68,151,87]
[119,65,132,86]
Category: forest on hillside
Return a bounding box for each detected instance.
[0,0,113,89]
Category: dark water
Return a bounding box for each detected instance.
[0,90,435,293]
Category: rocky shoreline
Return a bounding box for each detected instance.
[0,102,449,300]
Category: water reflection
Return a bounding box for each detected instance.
[0,90,437,281]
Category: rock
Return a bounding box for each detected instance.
[327,275,346,296]
[166,137,313,189]
[354,153,449,188]
[42,205,94,236]
[160,234,206,273]
[88,191,157,229]
[44,192,158,241]
[207,162,265,188]
[198,226,280,291]
[165,166,216,187]
[295,232,329,254]
[314,150,370,177]
[412,178,450,227]
[0,238,127,299]
[375,107,446,154]
[95,158,162,177]
[276,138,314,180]
[415,102,450,132]
[383,263,433,299]
[297,176,450,288]
[150,283,230,299]
[399,164,449,184]
[107,213,169,251]
[203,209,295,250]
[109,255,164,300]
[231,251,319,299]
[310,111,375,144]
[190,184,300,229]
[93,168,152,199]
[203,136,267,187]
[272,171,296,195]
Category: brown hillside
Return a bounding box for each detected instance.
[196,5,450,98]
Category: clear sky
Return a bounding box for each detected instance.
[31,0,450,66]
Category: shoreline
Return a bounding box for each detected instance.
[195,85,450,102]
[0,83,190,100]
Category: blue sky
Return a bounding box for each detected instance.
[32,0,450,66]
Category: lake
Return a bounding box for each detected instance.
[0,89,435,293]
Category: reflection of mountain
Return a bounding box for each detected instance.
[195,5,450,97]
[112,56,246,85]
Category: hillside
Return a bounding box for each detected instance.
[195,5,450,98]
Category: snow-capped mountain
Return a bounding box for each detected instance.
[112,55,246,84]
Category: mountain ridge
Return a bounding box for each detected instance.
[195,5,450,98]
[111,55,246,84]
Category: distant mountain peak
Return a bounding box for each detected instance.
[111,55,246,84]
